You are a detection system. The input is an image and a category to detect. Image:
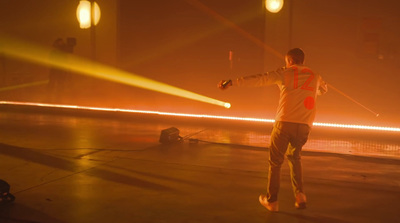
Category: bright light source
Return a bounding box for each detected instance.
[76,1,101,29]
[265,0,284,13]
[224,103,231,109]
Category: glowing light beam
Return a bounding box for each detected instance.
[1,101,399,133]
[0,35,230,108]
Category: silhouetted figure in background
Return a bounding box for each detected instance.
[48,38,68,103]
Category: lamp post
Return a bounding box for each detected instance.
[288,0,292,49]
[76,0,101,60]
[264,0,292,48]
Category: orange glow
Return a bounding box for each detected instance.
[187,0,380,118]
[1,101,399,133]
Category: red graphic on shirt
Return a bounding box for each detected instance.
[292,67,315,91]
[304,96,315,110]
[299,68,315,91]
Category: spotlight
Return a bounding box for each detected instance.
[0,35,231,109]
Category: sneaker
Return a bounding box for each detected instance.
[295,192,307,209]
[259,194,279,212]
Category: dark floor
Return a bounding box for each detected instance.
[0,104,399,223]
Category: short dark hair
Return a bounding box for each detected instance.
[286,48,305,64]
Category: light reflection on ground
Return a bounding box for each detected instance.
[186,128,400,159]
[0,102,398,160]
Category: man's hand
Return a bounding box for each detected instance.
[218,80,232,90]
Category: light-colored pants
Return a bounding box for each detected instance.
[267,121,311,202]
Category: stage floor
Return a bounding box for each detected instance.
[0,104,399,223]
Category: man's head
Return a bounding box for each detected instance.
[285,48,305,67]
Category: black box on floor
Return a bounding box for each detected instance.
[159,127,181,144]
[0,179,15,205]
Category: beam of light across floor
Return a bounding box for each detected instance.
[0,35,230,109]
[1,101,399,133]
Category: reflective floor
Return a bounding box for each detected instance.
[0,104,399,223]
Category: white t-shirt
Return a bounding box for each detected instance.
[234,65,328,127]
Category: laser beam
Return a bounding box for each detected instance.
[186,0,284,60]
[327,83,380,117]
[0,80,49,92]
[0,35,230,108]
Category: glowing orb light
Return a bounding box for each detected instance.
[265,0,284,13]
[76,0,101,29]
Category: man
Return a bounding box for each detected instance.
[218,48,327,212]
[48,38,69,102]
[49,38,67,83]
